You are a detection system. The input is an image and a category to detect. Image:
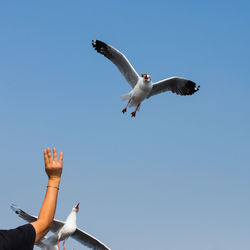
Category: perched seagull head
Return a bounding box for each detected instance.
[141,73,151,82]
[73,203,80,212]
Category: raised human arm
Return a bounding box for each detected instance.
[31,147,63,243]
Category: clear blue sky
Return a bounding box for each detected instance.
[0,1,250,249]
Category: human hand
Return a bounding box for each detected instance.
[44,147,63,181]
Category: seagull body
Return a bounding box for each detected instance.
[92,40,200,117]
[41,203,79,249]
[11,204,110,250]
[123,76,153,105]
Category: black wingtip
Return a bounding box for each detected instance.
[11,204,21,215]
[92,39,97,47]
[181,80,200,96]
[92,40,110,57]
[189,80,200,91]
[194,83,200,92]
[92,40,107,49]
[92,39,103,47]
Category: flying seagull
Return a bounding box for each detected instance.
[11,204,110,250]
[92,40,200,117]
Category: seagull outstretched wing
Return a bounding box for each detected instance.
[36,240,58,250]
[10,204,65,232]
[71,228,111,250]
[147,77,200,98]
[92,40,140,88]
[11,204,37,223]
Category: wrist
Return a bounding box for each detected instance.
[48,178,61,187]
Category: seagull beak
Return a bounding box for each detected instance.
[144,75,148,80]
[75,203,80,210]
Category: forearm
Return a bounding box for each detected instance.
[31,178,60,242]
[39,178,60,224]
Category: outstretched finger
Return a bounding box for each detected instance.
[47,147,52,163]
[59,152,63,166]
[53,147,58,162]
[44,150,49,166]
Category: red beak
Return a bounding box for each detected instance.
[75,203,80,210]
[144,75,148,80]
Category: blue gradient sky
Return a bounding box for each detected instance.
[0,1,250,249]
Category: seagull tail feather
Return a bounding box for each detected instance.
[120,93,131,101]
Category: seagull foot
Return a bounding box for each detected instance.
[131,111,136,117]
[63,241,66,250]
[122,108,127,114]
[57,240,60,250]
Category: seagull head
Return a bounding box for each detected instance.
[141,73,151,82]
[73,203,80,212]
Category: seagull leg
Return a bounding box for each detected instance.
[57,240,60,250]
[122,98,132,114]
[63,241,66,250]
[131,103,141,117]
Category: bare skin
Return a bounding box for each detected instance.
[31,147,63,243]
